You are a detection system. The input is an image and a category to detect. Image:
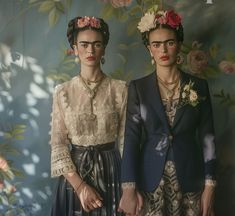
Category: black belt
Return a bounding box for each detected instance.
[71,142,115,152]
[71,142,115,193]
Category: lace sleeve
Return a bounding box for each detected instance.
[50,85,76,177]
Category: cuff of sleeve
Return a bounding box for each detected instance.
[51,145,76,177]
[205,179,217,187]
[121,182,136,189]
[51,163,76,177]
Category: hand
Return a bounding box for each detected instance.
[76,182,103,212]
[118,188,143,216]
[201,185,215,216]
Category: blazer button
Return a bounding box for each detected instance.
[168,135,173,141]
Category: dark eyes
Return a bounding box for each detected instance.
[151,40,176,48]
[80,42,103,48]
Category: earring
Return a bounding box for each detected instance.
[176,53,184,65]
[151,57,155,65]
[75,56,80,64]
[101,56,105,65]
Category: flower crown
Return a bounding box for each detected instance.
[137,10,182,33]
[77,16,101,29]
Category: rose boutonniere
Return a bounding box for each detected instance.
[178,80,205,108]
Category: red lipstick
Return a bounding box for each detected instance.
[160,55,170,61]
[86,56,95,61]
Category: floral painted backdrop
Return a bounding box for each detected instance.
[0,0,235,215]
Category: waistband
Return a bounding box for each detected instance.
[71,142,115,152]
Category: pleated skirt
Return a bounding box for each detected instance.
[51,143,123,216]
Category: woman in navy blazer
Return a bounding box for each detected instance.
[118,9,216,216]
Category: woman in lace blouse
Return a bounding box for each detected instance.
[50,16,127,216]
[118,9,216,216]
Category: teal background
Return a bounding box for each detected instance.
[0,0,235,215]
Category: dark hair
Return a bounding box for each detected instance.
[67,16,109,49]
[141,23,184,47]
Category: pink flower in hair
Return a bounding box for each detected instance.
[156,15,167,25]
[89,17,101,28]
[77,16,101,28]
[137,10,182,33]
[155,11,167,25]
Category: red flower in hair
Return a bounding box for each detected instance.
[165,10,181,28]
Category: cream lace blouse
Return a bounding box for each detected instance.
[50,75,127,177]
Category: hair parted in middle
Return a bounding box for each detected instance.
[137,9,184,47]
[67,16,110,49]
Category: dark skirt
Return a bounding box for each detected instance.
[51,143,123,216]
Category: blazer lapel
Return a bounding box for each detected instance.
[146,72,171,133]
[172,71,190,128]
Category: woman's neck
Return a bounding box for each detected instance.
[80,65,103,82]
[156,65,180,83]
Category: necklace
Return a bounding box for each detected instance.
[79,73,105,99]
[157,75,180,102]
[80,74,104,85]
[157,73,179,85]
[79,73,105,120]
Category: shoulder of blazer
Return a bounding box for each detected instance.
[181,71,208,89]
[181,71,207,84]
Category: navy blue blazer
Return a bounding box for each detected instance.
[121,71,216,193]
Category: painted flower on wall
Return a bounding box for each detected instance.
[219,60,235,74]
[187,50,209,74]
[101,0,132,8]
[0,156,9,172]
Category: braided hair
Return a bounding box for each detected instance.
[67,16,110,49]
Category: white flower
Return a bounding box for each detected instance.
[189,90,198,102]
[178,80,202,108]
[137,12,156,33]
[183,84,190,91]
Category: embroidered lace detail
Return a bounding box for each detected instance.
[50,75,127,177]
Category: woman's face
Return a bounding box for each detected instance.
[147,28,181,67]
[74,29,105,67]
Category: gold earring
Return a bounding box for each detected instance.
[101,56,105,65]
[176,53,184,65]
[151,57,155,65]
[75,56,80,64]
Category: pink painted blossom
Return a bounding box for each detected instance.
[187,50,208,74]
[9,185,17,193]
[219,60,235,74]
[0,156,9,172]
[0,181,4,189]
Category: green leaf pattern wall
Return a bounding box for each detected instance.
[0,0,234,215]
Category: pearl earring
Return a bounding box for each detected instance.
[75,56,80,63]
[151,57,155,65]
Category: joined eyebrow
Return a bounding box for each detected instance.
[79,40,102,44]
[151,39,175,44]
